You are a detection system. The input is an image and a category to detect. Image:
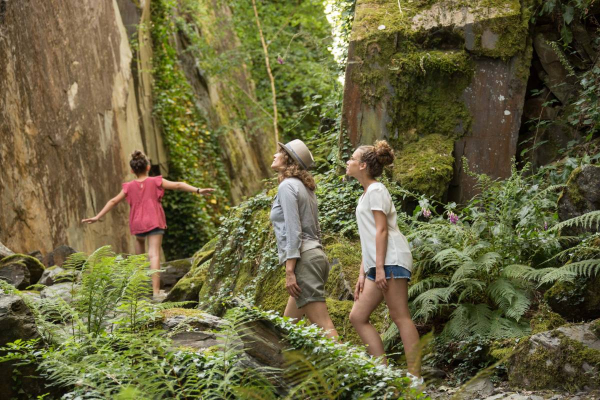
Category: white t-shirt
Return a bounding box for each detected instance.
[356,182,413,273]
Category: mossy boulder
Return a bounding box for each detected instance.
[160,258,193,292]
[508,322,600,390]
[393,134,455,199]
[544,275,600,322]
[558,165,600,235]
[0,254,45,284]
[165,260,211,304]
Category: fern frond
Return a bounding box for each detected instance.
[501,264,534,279]
[550,211,600,232]
[538,259,600,285]
[488,314,530,339]
[408,276,449,299]
[451,261,481,282]
[412,287,453,320]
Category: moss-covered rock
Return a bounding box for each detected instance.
[393,134,455,199]
[165,260,211,304]
[324,237,362,300]
[529,303,567,334]
[557,165,600,234]
[0,254,45,284]
[508,322,600,390]
[544,275,600,322]
[342,0,534,203]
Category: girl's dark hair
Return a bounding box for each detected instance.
[130,150,150,175]
[277,148,316,191]
[358,140,395,178]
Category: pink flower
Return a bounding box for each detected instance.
[277,56,284,65]
[544,221,548,231]
[423,208,432,218]
[448,211,459,224]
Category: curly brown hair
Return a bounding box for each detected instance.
[358,140,395,178]
[130,150,150,175]
[277,148,316,191]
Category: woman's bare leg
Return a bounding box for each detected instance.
[302,301,339,339]
[134,236,146,255]
[284,296,305,322]
[147,234,163,296]
[349,279,385,358]
[384,278,421,376]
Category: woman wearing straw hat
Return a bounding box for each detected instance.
[270,139,338,339]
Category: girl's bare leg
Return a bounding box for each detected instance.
[384,278,421,376]
[147,234,163,296]
[134,236,145,255]
[349,279,385,358]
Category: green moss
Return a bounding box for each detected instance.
[564,167,587,209]
[392,134,455,199]
[0,254,46,283]
[509,331,600,390]
[161,307,213,319]
[591,320,600,337]
[166,268,209,304]
[254,267,288,314]
[324,237,362,300]
[529,304,566,334]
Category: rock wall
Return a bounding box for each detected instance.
[168,0,275,201]
[0,0,146,254]
[0,0,272,255]
[341,0,533,203]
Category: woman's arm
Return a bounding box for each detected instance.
[279,182,303,298]
[373,210,388,291]
[354,260,366,301]
[162,179,215,195]
[82,191,126,224]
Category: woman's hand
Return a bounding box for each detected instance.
[197,188,216,196]
[354,275,365,301]
[285,270,302,298]
[375,267,388,291]
[81,216,99,224]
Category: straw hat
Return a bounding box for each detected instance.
[278,139,314,170]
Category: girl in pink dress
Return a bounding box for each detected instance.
[82,150,214,298]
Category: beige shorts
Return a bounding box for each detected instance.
[294,248,330,308]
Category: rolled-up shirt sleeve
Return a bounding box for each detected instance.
[279,182,302,260]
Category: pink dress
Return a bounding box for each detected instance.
[122,176,167,235]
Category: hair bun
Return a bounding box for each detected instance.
[131,150,145,160]
[374,140,394,166]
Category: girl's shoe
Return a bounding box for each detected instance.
[407,372,425,389]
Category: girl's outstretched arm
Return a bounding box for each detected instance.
[82,190,126,224]
[161,179,215,195]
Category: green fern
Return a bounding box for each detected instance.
[550,210,600,232]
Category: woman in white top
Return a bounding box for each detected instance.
[346,140,422,385]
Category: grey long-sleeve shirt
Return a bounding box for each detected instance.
[270,177,322,265]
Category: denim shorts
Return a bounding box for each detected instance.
[135,227,165,238]
[366,265,411,281]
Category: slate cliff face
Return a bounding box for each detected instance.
[0,0,144,254]
[0,0,272,254]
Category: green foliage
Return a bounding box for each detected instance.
[150,0,231,259]
[250,307,426,400]
[534,0,596,46]
[0,248,427,399]
[229,0,341,139]
[406,162,566,341]
[315,170,363,238]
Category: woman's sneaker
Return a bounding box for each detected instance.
[407,372,425,390]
